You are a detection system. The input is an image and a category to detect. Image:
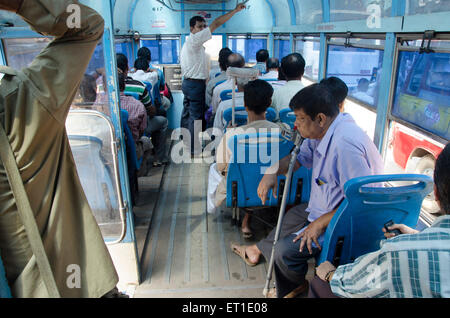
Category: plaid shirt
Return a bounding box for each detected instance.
[330,215,450,298]
[119,93,147,141]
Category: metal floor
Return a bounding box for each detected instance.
[134,158,281,298]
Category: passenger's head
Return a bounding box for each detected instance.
[228,53,245,68]
[290,83,340,139]
[137,47,151,63]
[134,57,149,72]
[236,76,250,92]
[116,53,129,74]
[190,16,207,34]
[244,79,274,115]
[320,77,348,112]
[280,53,305,81]
[79,74,97,103]
[357,78,370,92]
[118,72,126,92]
[266,58,279,71]
[434,143,450,215]
[218,47,233,71]
[256,49,269,63]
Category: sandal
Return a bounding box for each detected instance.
[230,242,258,267]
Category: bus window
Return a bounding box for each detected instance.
[274,35,291,60]
[406,0,450,15]
[329,0,392,22]
[3,37,51,70]
[294,36,320,81]
[228,35,268,64]
[140,37,180,65]
[392,51,450,141]
[115,39,134,69]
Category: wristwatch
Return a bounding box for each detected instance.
[324,270,335,283]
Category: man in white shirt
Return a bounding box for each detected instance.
[180,3,246,156]
[271,53,306,115]
[259,58,279,80]
[129,57,159,94]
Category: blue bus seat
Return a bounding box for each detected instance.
[0,253,11,298]
[223,107,277,131]
[214,79,227,89]
[262,78,279,82]
[124,91,140,101]
[226,132,311,211]
[215,72,222,78]
[279,108,296,129]
[318,174,434,267]
[220,89,239,101]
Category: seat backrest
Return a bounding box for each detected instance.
[226,132,311,208]
[223,107,278,132]
[279,108,296,128]
[120,109,141,171]
[220,89,239,102]
[124,91,140,101]
[261,78,278,82]
[318,174,434,267]
[214,79,227,89]
[0,253,11,298]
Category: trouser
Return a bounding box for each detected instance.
[256,204,320,298]
[145,115,168,161]
[308,275,340,298]
[181,79,206,155]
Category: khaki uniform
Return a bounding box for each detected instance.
[0,0,118,297]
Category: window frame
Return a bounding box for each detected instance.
[139,35,181,65]
[293,34,321,82]
[226,34,269,64]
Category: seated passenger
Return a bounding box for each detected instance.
[207,80,283,237]
[206,47,233,108]
[118,73,147,142]
[271,53,306,115]
[252,49,269,75]
[212,76,247,132]
[310,142,450,298]
[320,76,348,112]
[117,53,169,167]
[129,57,159,94]
[211,53,246,114]
[231,83,383,298]
[259,58,279,80]
[352,78,374,105]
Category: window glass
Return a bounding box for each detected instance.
[140,38,180,65]
[3,38,51,69]
[115,39,134,69]
[274,38,291,59]
[295,40,320,81]
[141,39,160,64]
[293,0,323,24]
[327,45,384,108]
[228,36,268,64]
[329,0,392,22]
[392,51,450,140]
[406,0,450,15]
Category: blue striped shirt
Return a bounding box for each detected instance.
[330,215,450,298]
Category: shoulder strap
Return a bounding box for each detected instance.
[0,125,60,298]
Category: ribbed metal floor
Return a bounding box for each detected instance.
[135,160,274,298]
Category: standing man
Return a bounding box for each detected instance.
[180,3,246,156]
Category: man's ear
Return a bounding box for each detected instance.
[317,113,327,127]
[434,185,441,208]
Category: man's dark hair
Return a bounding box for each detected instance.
[289,83,339,119]
[118,72,126,92]
[137,47,151,62]
[190,16,206,28]
[281,53,305,80]
[228,53,245,68]
[256,49,269,63]
[244,79,274,115]
[320,77,348,105]
[79,74,97,103]
[434,143,450,214]
[266,57,279,70]
[116,53,128,72]
[134,57,149,72]
[218,47,233,71]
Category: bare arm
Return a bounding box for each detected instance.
[209,3,246,33]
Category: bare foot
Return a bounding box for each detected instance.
[245,245,261,264]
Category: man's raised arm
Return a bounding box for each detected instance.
[209,3,246,33]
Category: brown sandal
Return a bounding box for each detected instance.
[230,242,258,267]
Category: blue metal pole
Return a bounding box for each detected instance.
[0,40,7,66]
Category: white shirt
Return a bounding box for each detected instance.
[129,70,159,90]
[180,28,212,80]
[271,80,304,113]
[213,92,245,132]
[259,70,279,80]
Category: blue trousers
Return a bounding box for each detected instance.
[181,79,206,154]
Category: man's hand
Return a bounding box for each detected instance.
[234,3,246,12]
[0,0,23,12]
[146,105,157,116]
[316,261,336,282]
[257,173,278,205]
[382,223,419,239]
[293,219,325,254]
